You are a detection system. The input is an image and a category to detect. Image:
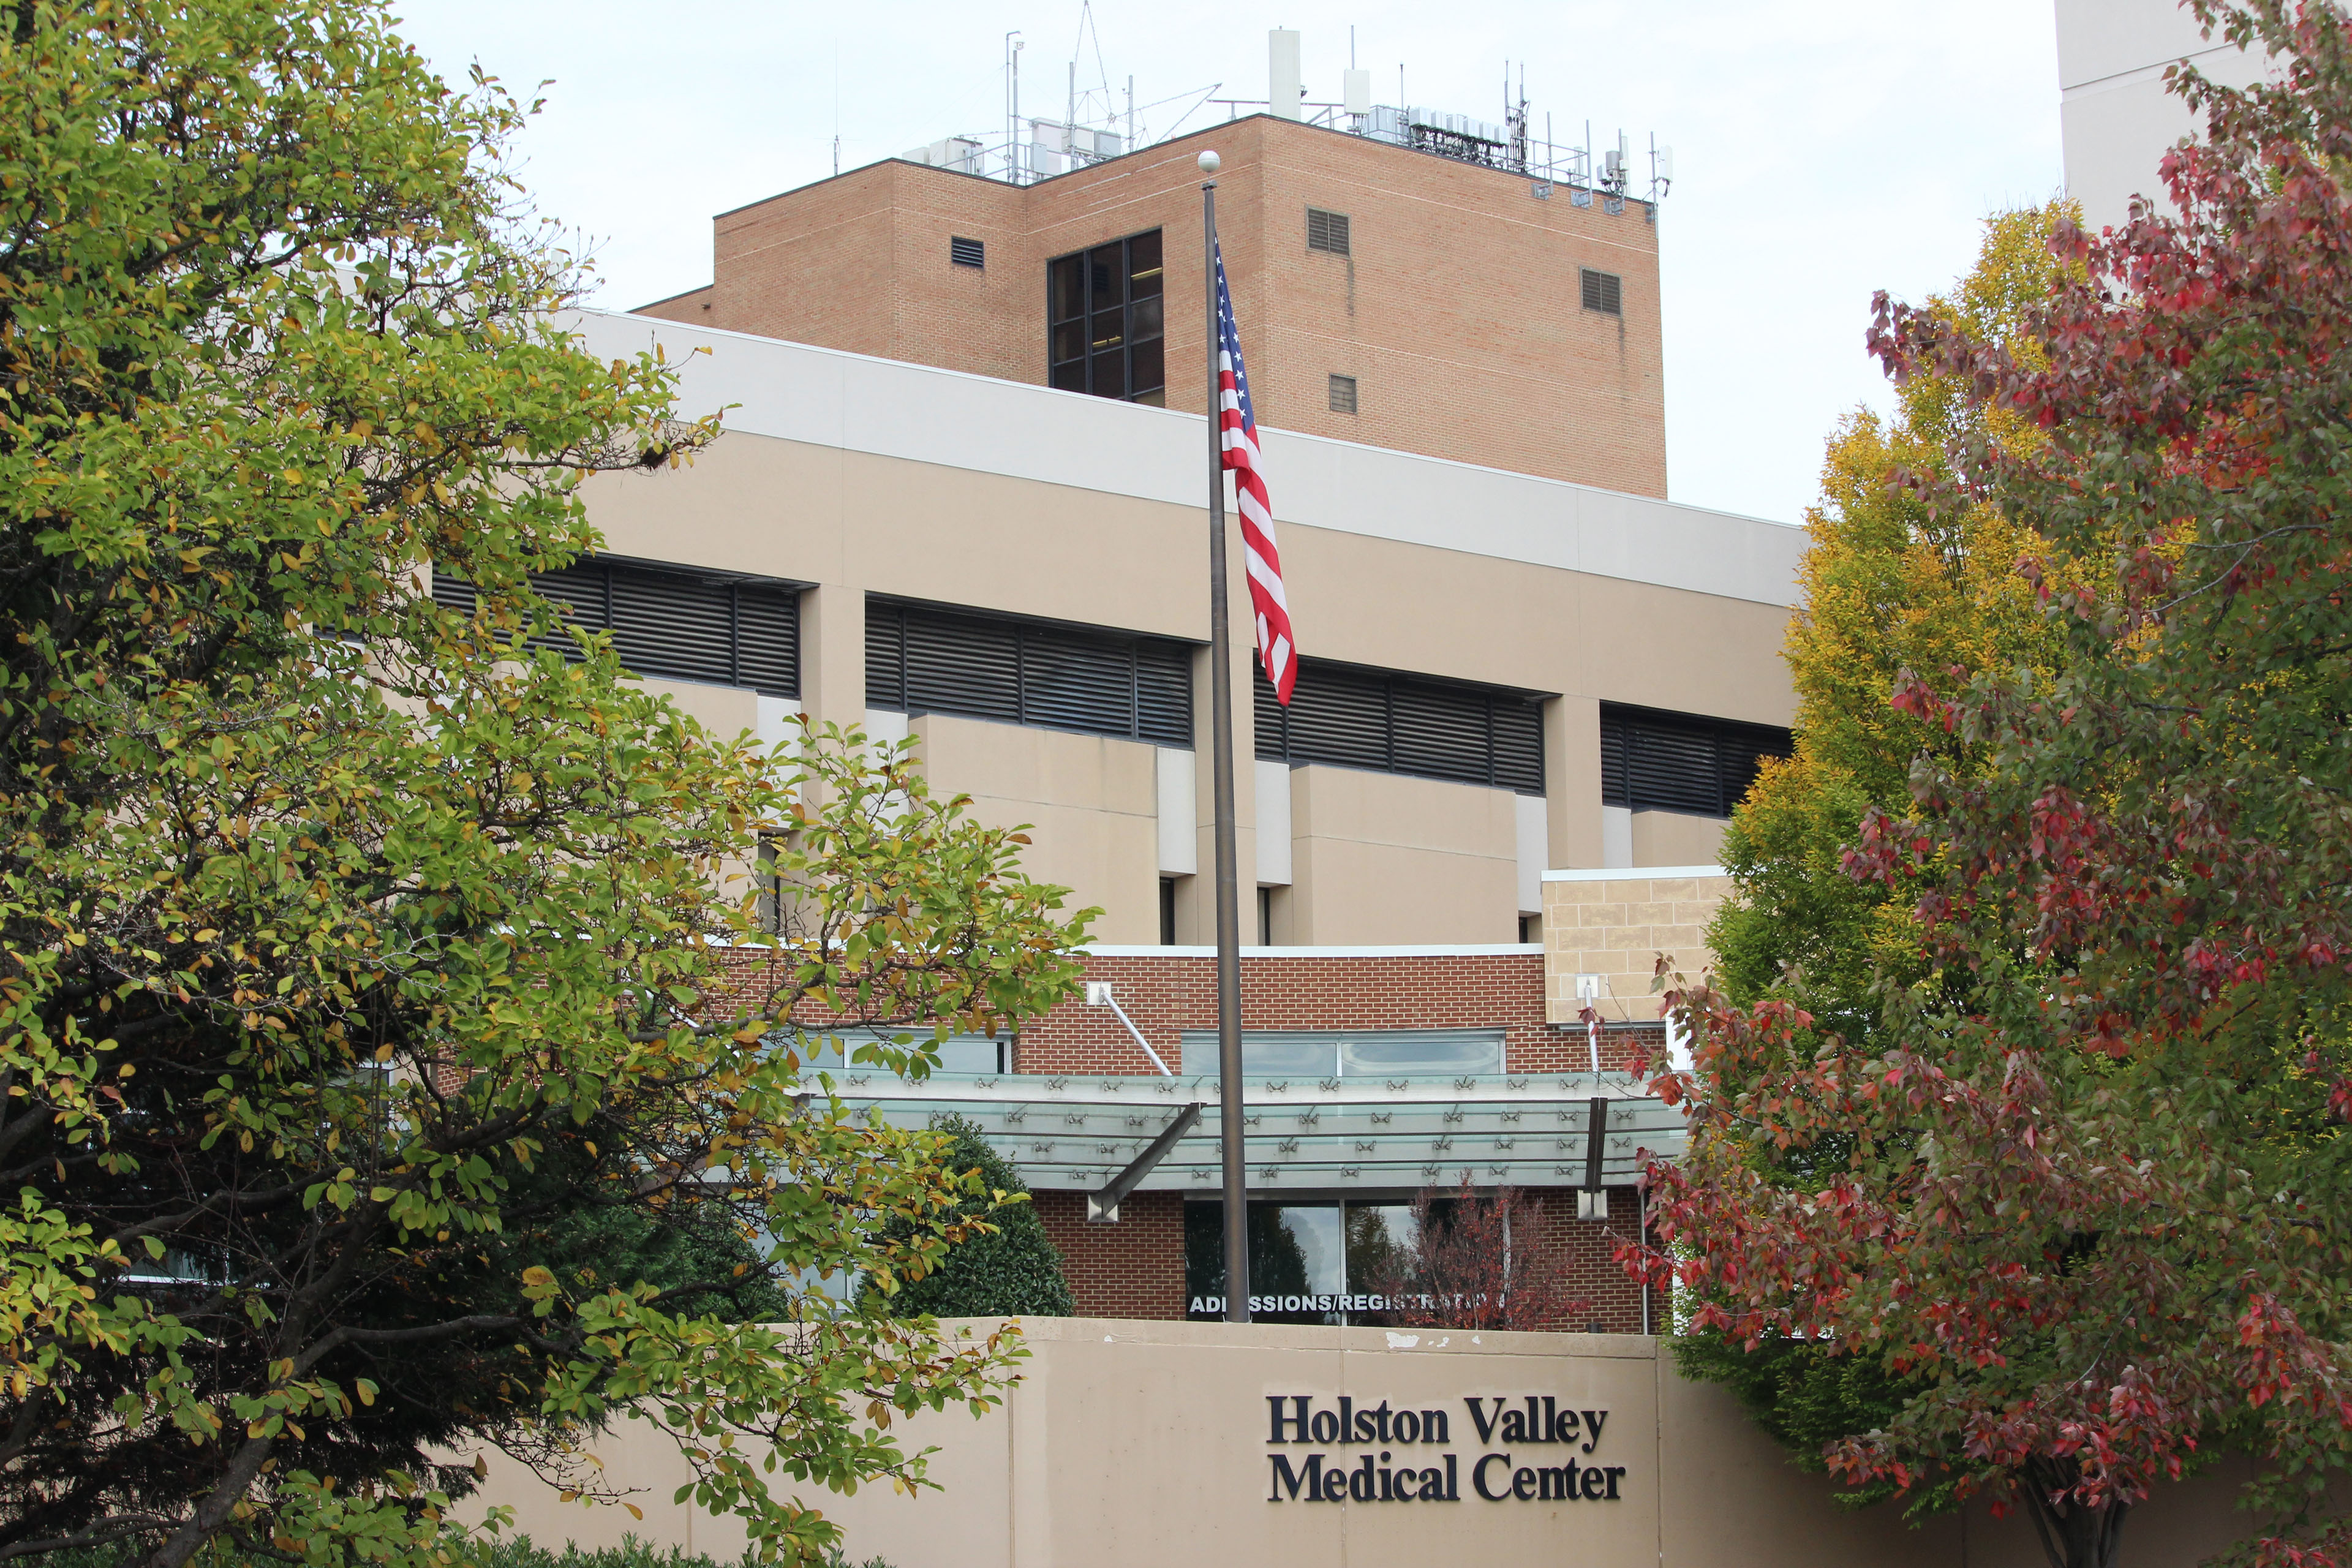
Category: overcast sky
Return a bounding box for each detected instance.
[384,0,2067,526]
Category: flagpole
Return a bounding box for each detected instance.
[1199,149,1250,1327]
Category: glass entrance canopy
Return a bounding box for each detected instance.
[834,1066,1683,1195]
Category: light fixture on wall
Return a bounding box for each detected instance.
[1085,982,1174,1076]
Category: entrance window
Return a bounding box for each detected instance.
[1047,229,1166,404]
[1185,1197,1458,1325]
[783,1030,1008,1074]
[1177,1028,1504,1079]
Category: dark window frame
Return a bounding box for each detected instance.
[1598,701,1791,818]
[1047,228,1165,404]
[431,552,804,698]
[866,595,1194,748]
[1255,657,1546,796]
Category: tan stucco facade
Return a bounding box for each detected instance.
[1629,807,1727,869]
[564,309,1801,949]
[913,712,1164,944]
[1283,766,1521,945]
[467,1317,2267,1568]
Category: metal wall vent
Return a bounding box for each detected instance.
[1306,207,1351,256]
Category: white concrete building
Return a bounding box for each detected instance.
[2056,0,2271,231]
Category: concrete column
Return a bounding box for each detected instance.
[800,582,866,734]
[1548,693,1604,870]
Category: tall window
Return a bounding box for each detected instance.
[1047,229,1166,404]
[1185,1197,1460,1326]
[1598,702,1791,818]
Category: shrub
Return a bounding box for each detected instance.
[866,1115,1076,1318]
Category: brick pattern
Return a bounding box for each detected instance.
[643,116,1666,496]
[1525,1185,1670,1335]
[1542,873,1732,1025]
[1018,951,1648,1075]
[1033,1189,1186,1320]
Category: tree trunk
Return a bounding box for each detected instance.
[2022,1462,2132,1568]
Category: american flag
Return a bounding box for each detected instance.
[1214,241,1295,704]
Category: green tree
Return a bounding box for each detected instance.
[0,4,1089,1566]
[1646,6,2352,1564]
[864,1117,1075,1319]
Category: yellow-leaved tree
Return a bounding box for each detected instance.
[1708,202,2073,1033]
[1672,201,2079,1517]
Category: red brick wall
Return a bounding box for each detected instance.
[1525,1186,1668,1335]
[1014,951,1651,1076]
[1033,1189,1186,1320]
[647,116,1665,495]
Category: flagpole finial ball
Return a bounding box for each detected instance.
[1197,150,1221,174]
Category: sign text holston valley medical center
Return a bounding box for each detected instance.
[1265,1394,1628,1504]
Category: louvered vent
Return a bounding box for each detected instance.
[1306,207,1352,256]
[866,598,1193,747]
[432,556,800,696]
[1599,703,1792,818]
[950,235,986,268]
[1256,659,1545,796]
[905,609,1019,723]
[1580,267,1623,315]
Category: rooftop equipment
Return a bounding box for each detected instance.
[892,20,1670,205]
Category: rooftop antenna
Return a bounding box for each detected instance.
[1503,59,1529,172]
[1516,62,1528,172]
[831,40,840,177]
[1005,31,1025,183]
[1084,1,1114,135]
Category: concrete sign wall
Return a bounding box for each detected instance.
[469,1318,2272,1568]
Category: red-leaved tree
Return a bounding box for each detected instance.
[1626,6,2352,1566]
[1369,1177,1589,1333]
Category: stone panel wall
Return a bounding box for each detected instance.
[1542,869,1732,1025]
